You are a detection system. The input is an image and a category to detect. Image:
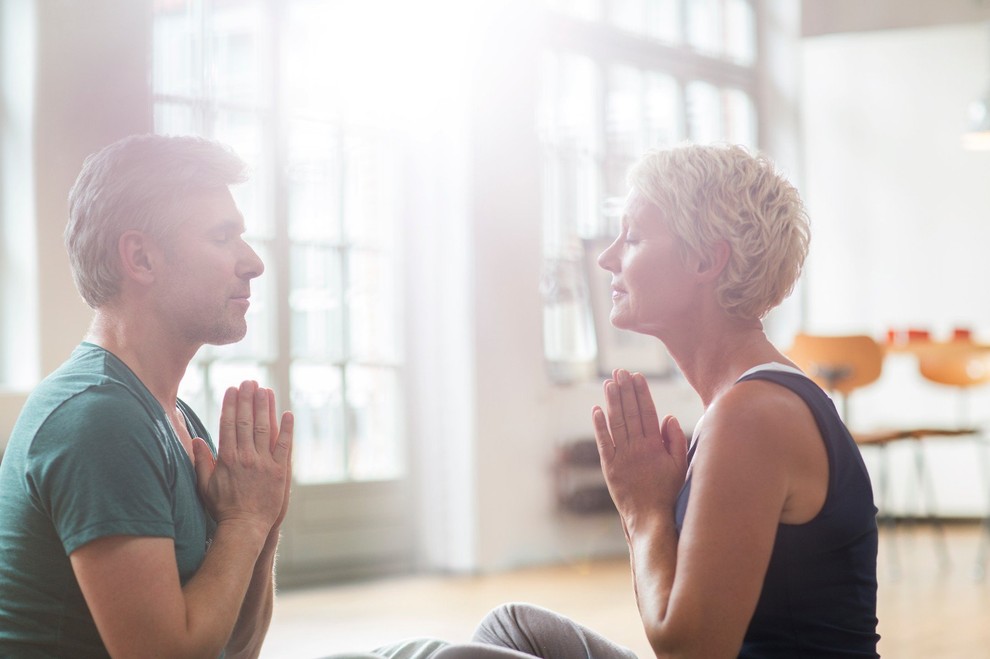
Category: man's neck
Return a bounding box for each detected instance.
[86,309,199,410]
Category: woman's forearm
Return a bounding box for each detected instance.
[627,515,684,657]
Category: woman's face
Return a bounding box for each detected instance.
[597,189,700,336]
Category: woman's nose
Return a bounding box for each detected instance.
[598,237,620,273]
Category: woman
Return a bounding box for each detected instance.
[436,143,879,659]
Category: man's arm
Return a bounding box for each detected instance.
[225,539,277,659]
[226,389,293,659]
[70,382,291,659]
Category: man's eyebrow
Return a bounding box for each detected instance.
[211,216,246,233]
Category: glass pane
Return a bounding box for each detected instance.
[153,0,201,98]
[644,71,681,148]
[608,0,644,35]
[214,110,271,239]
[284,0,343,122]
[210,0,266,107]
[685,80,721,143]
[538,51,602,254]
[545,0,603,21]
[178,361,208,422]
[291,362,346,483]
[287,118,342,243]
[342,128,397,248]
[605,65,644,199]
[724,88,757,146]
[645,0,680,45]
[725,0,756,65]
[346,366,403,481]
[541,257,597,366]
[191,360,273,440]
[348,249,400,364]
[539,49,601,376]
[154,102,199,137]
[686,0,721,57]
[290,244,344,361]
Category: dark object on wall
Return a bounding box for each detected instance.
[554,438,616,515]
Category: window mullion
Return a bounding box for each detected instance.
[270,0,292,412]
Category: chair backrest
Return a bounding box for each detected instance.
[786,333,884,396]
[917,347,990,388]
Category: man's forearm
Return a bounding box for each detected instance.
[225,532,280,659]
[165,519,270,658]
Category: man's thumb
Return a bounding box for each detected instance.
[191,437,216,492]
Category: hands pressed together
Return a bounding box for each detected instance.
[192,380,294,543]
[593,369,689,534]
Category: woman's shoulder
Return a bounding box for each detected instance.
[696,372,824,476]
[706,374,814,440]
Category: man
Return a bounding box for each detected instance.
[0,134,293,658]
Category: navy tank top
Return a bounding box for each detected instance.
[675,367,880,658]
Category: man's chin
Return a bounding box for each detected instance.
[205,324,248,346]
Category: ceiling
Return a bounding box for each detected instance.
[802,0,990,37]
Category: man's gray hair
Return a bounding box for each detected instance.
[65,133,248,308]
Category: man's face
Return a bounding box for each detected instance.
[154,187,264,347]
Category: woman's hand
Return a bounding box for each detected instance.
[593,369,688,536]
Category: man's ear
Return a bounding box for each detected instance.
[695,240,730,282]
[117,230,159,285]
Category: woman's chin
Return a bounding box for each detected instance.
[609,313,662,339]
[608,311,636,332]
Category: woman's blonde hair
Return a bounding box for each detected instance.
[628,143,810,320]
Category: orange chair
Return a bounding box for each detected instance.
[787,333,907,439]
[787,333,950,570]
[913,345,990,578]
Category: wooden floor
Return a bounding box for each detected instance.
[262,522,990,658]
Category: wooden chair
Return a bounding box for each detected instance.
[786,333,949,570]
[788,333,893,431]
[914,345,990,578]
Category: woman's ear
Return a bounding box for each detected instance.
[117,230,159,286]
[695,240,730,282]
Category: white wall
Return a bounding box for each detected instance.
[0,1,150,453]
[802,24,990,516]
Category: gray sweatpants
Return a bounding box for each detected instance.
[322,602,639,659]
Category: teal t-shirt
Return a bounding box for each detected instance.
[0,342,218,658]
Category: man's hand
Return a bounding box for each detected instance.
[193,381,293,540]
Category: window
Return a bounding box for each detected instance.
[538,0,759,376]
[0,0,39,389]
[153,0,404,485]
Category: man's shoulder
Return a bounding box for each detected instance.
[11,346,164,458]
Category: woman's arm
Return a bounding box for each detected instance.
[594,370,824,658]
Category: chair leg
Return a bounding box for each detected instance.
[977,517,990,581]
[874,443,900,578]
[977,437,990,581]
[914,438,950,570]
